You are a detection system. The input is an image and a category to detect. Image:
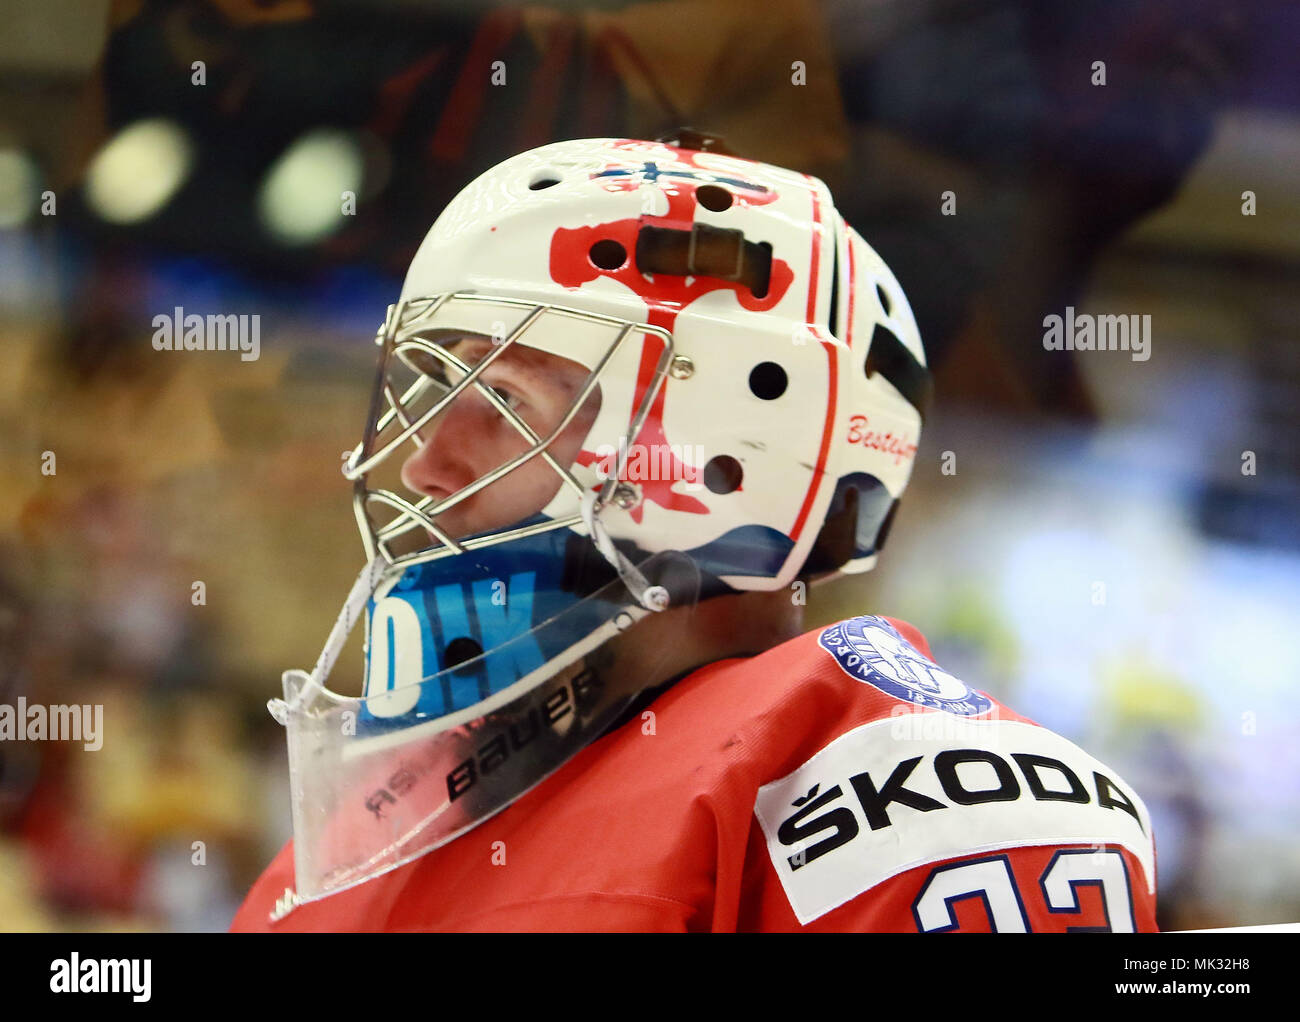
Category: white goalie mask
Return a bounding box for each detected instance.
[267,136,930,911]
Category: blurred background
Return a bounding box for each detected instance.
[0,0,1295,931]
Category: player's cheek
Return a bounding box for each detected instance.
[559,389,600,455]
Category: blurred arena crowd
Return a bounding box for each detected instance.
[0,0,1296,930]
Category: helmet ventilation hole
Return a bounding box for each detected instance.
[528,172,562,190]
[876,282,892,317]
[703,455,743,494]
[589,239,627,269]
[748,361,788,400]
[696,185,733,212]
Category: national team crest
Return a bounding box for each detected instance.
[818,616,992,716]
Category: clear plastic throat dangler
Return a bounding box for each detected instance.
[268,548,699,909]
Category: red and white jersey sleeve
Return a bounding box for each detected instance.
[231,615,1158,932]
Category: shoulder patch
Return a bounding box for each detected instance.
[818,616,992,716]
[752,717,1155,925]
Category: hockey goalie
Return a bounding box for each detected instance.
[231,136,1158,932]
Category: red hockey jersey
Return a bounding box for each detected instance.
[231,615,1158,931]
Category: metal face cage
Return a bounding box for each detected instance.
[342,292,675,572]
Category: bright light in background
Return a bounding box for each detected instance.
[85,118,193,224]
[0,148,40,228]
[257,129,363,246]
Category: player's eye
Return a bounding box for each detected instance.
[435,362,526,412]
[485,384,526,412]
